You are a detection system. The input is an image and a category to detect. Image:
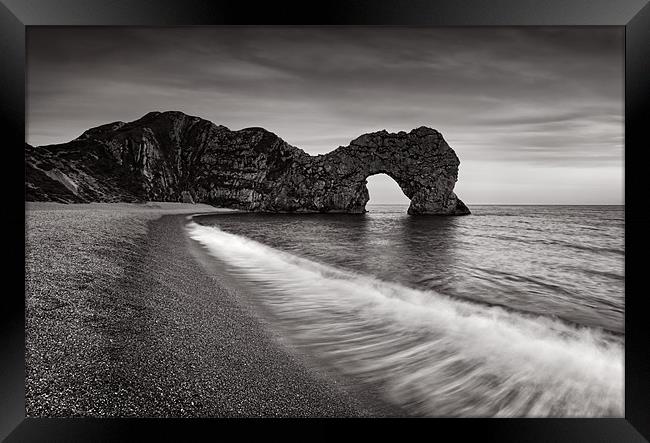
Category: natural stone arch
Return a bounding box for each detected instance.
[289,126,471,215]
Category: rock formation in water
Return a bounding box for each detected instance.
[25,111,470,215]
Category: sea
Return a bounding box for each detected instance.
[187,204,625,417]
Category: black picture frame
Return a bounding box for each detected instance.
[2,0,649,440]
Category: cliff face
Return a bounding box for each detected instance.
[25,111,470,215]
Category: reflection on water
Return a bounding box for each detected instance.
[188,204,624,417]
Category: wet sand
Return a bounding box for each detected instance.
[25,202,395,417]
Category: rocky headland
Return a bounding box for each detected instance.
[26,111,470,215]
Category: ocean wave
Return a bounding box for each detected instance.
[187,221,624,417]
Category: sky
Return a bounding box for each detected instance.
[27,27,624,205]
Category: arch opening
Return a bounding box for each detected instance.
[365,173,410,211]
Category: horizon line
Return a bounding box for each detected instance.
[366,203,625,206]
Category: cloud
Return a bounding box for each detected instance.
[26,27,624,204]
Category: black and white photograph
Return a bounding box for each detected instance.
[24,26,625,418]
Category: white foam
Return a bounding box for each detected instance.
[187,221,624,417]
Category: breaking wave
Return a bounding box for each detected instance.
[187,221,623,417]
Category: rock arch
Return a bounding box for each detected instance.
[282,126,471,215]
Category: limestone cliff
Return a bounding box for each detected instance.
[25,111,470,215]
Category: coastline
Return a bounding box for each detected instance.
[25,202,396,417]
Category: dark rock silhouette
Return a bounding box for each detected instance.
[25,111,470,215]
